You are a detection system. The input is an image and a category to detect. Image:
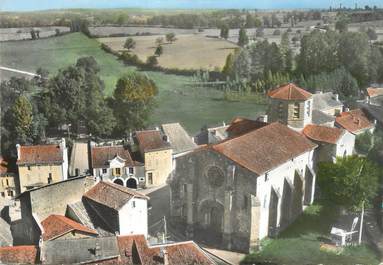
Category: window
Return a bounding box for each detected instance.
[132,201,136,208]
[6,179,9,186]
[27,166,31,171]
[278,102,284,119]
[115,168,121,175]
[148,173,153,185]
[102,168,107,174]
[183,184,187,193]
[129,167,134,174]
[265,173,269,182]
[243,195,248,210]
[306,101,311,117]
[75,168,80,176]
[293,103,300,119]
[48,173,52,184]
[7,190,13,197]
[1,192,4,197]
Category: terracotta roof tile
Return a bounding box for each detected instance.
[0,245,38,264]
[335,109,374,134]
[0,157,8,175]
[267,83,312,101]
[212,122,317,175]
[367,87,383,98]
[41,214,98,241]
[91,146,137,168]
[17,144,63,165]
[303,124,345,144]
[226,117,268,137]
[84,181,148,210]
[116,235,214,265]
[135,130,171,153]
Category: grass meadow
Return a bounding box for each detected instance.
[0,32,265,133]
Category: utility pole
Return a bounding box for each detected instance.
[163,216,167,244]
[359,200,364,245]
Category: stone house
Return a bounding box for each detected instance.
[90,145,145,189]
[312,92,343,116]
[160,123,197,158]
[0,157,17,199]
[15,176,95,245]
[170,122,317,252]
[194,123,229,145]
[16,138,68,193]
[81,181,149,237]
[366,87,383,105]
[303,124,355,163]
[133,130,173,187]
[335,109,375,135]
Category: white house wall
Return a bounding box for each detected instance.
[118,197,148,238]
[335,132,355,158]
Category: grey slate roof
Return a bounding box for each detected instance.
[370,96,383,106]
[161,123,197,154]
[67,200,114,237]
[43,236,118,264]
[0,217,12,246]
[359,103,383,124]
[312,109,336,125]
[312,92,343,111]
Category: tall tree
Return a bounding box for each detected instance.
[155,45,163,57]
[238,27,249,47]
[112,73,158,135]
[166,33,176,43]
[318,156,379,211]
[10,96,33,143]
[220,24,229,39]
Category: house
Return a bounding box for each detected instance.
[91,145,145,189]
[312,92,343,116]
[160,123,197,158]
[170,122,317,252]
[69,141,90,177]
[41,214,98,241]
[335,109,375,135]
[0,245,39,264]
[194,123,229,145]
[366,87,383,105]
[16,138,68,193]
[0,157,17,198]
[267,83,313,129]
[359,102,383,128]
[134,130,173,187]
[303,124,355,163]
[41,234,219,264]
[83,181,149,237]
[15,176,96,245]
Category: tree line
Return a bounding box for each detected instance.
[222,27,383,102]
[0,57,157,157]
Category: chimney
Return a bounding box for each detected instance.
[334,93,339,101]
[160,247,169,265]
[258,114,268,123]
[16,144,21,160]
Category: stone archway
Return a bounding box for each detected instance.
[126,178,138,189]
[113,178,124,186]
[198,200,224,244]
[280,179,293,229]
[268,188,279,237]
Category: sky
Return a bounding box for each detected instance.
[0,0,382,12]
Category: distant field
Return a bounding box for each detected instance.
[0,32,265,133]
[0,26,70,41]
[98,34,238,70]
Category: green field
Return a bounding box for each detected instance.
[0,33,265,133]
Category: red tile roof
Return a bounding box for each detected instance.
[0,245,38,264]
[92,146,137,168]
[41,214,98,241]
[226,117,268,137]
[212,122,317,175]
[335,109,374,134]
[84,181,149,210]
[303,124,345,144]
[17,144,63,165]
[135,130,170,153]
[116,235,214,265]
[367,87,383,98]
[267,83,312,101]
[0,157,8,175]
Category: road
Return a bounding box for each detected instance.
[0,66,40,78]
